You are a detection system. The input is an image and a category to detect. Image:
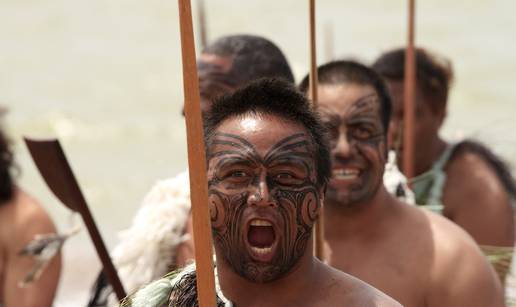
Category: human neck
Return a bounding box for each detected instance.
[324,185,398,240]
[415,137,448,176]
[216,238,320,306]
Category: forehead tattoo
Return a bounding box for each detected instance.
[207,131,320,282]
[323,93,385,144]
[345,93,382,124]
[208,132,315,177]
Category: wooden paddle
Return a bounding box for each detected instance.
[23,138,126,301]
[403,0,416,180]
[177,0,217,306]
[308,0,325,261]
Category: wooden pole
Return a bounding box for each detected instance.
[309,0,324,261]
[309,0,318,108]
[403,0,416,180]
[177,1,217,306]
[197,0,208,49]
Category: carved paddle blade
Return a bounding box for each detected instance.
[23,137,127,300]
[24,138,82,212]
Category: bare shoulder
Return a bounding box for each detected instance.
[444,148,510,211]
[443,147,514,246]
[420,210,504,306]
[0,188,61,306]
[400,205,492,275]
[0,188,57,251]
[320,264,402,306]
[421,209,480,258]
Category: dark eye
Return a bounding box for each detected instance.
[275,173,294,180]
[226,171,249,178]
[272,172,303,186]
[230,171,248,178]
[352,127,372,139]
[222,170,252,185]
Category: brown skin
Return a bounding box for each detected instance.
[320,83,504,307]
[0,188,61,307]
[388,80,514,247]
[209,114,400,307]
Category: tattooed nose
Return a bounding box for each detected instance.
[248,188,277,208]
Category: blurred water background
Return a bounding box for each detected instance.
[1,0,516,305]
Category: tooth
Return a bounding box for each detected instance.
[251,246,272,254]
[333,168,360,179]
[250,219,272,226]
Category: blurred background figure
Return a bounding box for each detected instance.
[372,48,515,282]
[0,108,61,307]
[87,34,294,307]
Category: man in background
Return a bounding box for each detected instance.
[300,60,504,306]
[373,48,515,281]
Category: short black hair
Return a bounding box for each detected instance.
[372,47,453,113]
[204,78,331,188]
[203,35,295,86]
[299,60,392,132]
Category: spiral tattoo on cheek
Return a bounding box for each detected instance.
[207,132,321,282]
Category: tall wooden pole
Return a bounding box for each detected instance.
[403,0,416,180]
[309,0,324,261]
[177,0,216,306]
[309,0,318,107]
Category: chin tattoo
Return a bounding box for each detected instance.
[207,132,320,282]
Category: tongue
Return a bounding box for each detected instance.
[248,226,275,248]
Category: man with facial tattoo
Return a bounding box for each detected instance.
[121,78,401,307]
[299,60,504,307]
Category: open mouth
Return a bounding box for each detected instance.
[332,168,361,181]
[246,219,277,262]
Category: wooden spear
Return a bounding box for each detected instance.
[23,138,127,301]
[309,0,324,261]
[403,0,416,180]
[178,0,217,306]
